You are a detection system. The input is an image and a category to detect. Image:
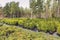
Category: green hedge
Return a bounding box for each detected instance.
[2,18,18,25]
[1,18,60,34]
[0,25,60,40]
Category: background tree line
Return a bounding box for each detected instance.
[30,0,60,18]
[0,0,60,18]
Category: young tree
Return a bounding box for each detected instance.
[3,2,20,18]
[52,0,58,17]
[24,8,31,18]
[29,0,43,18]
[37,0,43,18]
[29,0,37,18]
[0,6,4,19]
[44,0,52,18]
[3,3,10,17]
[57,0,60,17]
[10,2,20,18]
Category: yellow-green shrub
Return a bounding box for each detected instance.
[24,19,36,29]
[47,21,56,32]
[0,24,60,40]
[36,21,48,32]
[1,18,60,34]
[57,23,60,34]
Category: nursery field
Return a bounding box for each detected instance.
[0,24,60,40]
[0,18,60,40]
[0,0,60,40]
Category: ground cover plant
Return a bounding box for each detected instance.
[0,24,60,40]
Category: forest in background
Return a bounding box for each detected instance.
[0,0,60,18]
